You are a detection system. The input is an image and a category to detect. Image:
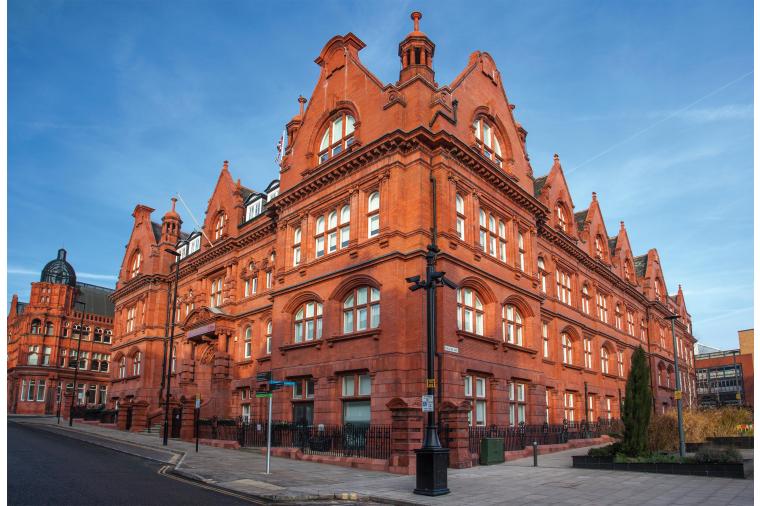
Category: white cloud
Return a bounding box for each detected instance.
[8,266,116,282]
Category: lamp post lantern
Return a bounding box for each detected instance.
[665,313,686,457]
[162,242,185,445]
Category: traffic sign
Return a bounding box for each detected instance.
[422,395,434,412]
[256,392,273,398]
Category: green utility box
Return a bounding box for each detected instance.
[479,437,505,465]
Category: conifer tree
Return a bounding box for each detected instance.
[622,346,652,456]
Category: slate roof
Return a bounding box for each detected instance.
[239,186,254,200]
[608,236,618,253]
[16,302,27,315]
[533,176,548,197]
[574,210,589,231]
[76,282,115,317]
[633,255,648,278]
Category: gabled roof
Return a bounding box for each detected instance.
[533,176,548,197]
[574,210,589,231]
[77,282,115,317]
[633,255,648,278]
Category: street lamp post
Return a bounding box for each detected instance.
[407,177,455,497]
[162,242,184,445]
[665,313,686,457]
[69,296,86,426]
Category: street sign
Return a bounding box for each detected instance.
[256,392,273,398]
[443,345,459,353]
[422,395,434,412]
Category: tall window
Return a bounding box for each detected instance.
[293,227,302,266]
[617,351,624,377]
[659,325,666,349]
[581,285,590,314]
[508,382,526,426]
[561,333,573,365]
[294,301,323,342]
[43,346,51,365]
[564,391,575,422]
[343,286,380,333]
[556,269,572,305]
[266,320,272,355]
[596,293,608,323]
[132,352,141,376]
[119,356,126,378]
[126,307,135,333]
[517,232,526,272]
[498,220,507,262]
[314,205,350,258]
[556,205,567,232]
[473,118,503,167]
[615,304,622,330]
[502,304,523,346]
[214,212,226,240]
[339,204,350,248]
[27,345,39,365]
[583,337,593,369]
[542,322,549,358]
[600,347,609,374]
[36,381,46,402]
[455,194,465,240]
[244,326,252,358]
[654,278,662,301]
[464,375,487,426]
[479,210,487,252]
[171,346,176,373]
[45,322,54,335]
[623,260,633,282]
[210,277,223,307]
[545,389,552,423]
[626,310,635,335]
[457,288,484,336]
[588,395,595,422]
[31,319,41,334]
[367,192,380,237]
[594,235,605,259]
[130,250,142,278]
[341,373,371,425]
[537,257,547,293]
[605,397,612,420]
[318,113,355,164]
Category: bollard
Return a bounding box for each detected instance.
[533,441,538,467]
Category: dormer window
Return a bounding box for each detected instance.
[246,199,263,221]
[188,235,201,254]
[473,118,503,167]
[178,244,188,259]
[556,205,567,232]
[267,188,279,201]
[318,113,355,164]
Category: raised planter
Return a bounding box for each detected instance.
[572,455,747,479]
[707,436,753,449]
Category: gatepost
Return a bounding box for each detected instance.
[440,399,472,468]
[386,397,424,475]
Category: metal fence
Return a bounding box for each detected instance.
[196,419,392,460]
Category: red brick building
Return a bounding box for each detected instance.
[696,329,753,408]
[7,249,115,415]
[108,12,696,434]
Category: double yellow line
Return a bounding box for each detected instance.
[157,465,269,505]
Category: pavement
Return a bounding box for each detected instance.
[10,415,755,506]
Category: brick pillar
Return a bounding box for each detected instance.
[386,397,424,475]
[180,397,197,441]
[528,383,547,424]
[440,399,472,469]
[61,394,73,420]
[117,401,130,430]
[130,400,149,432]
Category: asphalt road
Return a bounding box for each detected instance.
[7,422,260,506]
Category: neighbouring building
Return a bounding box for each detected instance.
[108,12,697,437]
[7,249,115,415]
[696,329,754,408]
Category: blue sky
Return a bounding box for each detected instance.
[8,1,753,349]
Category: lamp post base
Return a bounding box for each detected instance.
[413,447,450,496]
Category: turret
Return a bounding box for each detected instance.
[398,12,435,84]
[161,197,182,244]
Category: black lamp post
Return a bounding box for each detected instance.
[407,177,455,496]
[665,313,686,457]
[69,296,86,426]
[162,242,184,445]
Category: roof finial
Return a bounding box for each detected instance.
[411,11,422,32]
[620,220,625,229]
[553,153,559,162]
[592,191,597,201]
[298,95,307,116]
[171,197,177,212]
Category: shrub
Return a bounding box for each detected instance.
[622,346,652,456]
[647,407,755,452]
[588,443,621,457]
[694,444,742,464]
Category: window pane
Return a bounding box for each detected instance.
[357,307,367,331]
[344,294,354,309]
[342,376,354,396]
[476,378,486,398]
[475,400,486,425]
[316,216,325,233]
[340,225,350,247]
[306,321,314,341]
[345,115,355,135]
[340,205,351,224]
[343,400,371,424]
[332,117,343,143]
[369,215,379,236]
[343,311,353,333]
[464,376,472,396]
[357,287,367,305]
[370,304,380,328]
[358,374,371,396]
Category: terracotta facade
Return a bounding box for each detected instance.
[107,12,697,432]
[7,249,115,415]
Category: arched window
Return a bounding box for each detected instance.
[600,346,610,374]
[119,356,126,378]
[244,326,252,358]
[318,113,355,164]
[294,301,323,342]
[455,194,465,240]
[473,117,503,167]
[617,351,625,376]
[214,213,226,240]
[581,285,590,314]
[561,333,573,364]
[457,288,484,336]
[340,205,350,247]
[614,304,622,330]
[132,352,142,376]
[594,235,605,259]
[654,278,662,301]
[292,227,301,267]
[314,204,350,259]
[367,192,380,238]
[537,257,547,293]
[343,286,380,333]
[130,250,142,278]
[502,304,523,346]
[266,320,272,355]
[583,337,593,368]
[556,204,567,232]
[45,322,54,335]
[596,293,608,323]
[170,346,176,373]
[517,232,526,272]
[31,319,41,334]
